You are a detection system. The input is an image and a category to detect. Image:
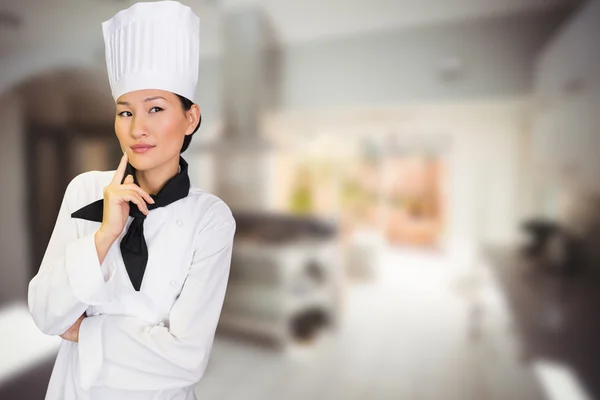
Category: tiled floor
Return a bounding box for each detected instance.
[195,248,545,400]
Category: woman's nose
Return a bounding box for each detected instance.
[130,115,149,138]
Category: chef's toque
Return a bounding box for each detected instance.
[102,1,200,102]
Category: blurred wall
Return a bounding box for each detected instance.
[530,0,600,223]
[0,92,30,305]
[278,8,571,109]
[193,58,222,129]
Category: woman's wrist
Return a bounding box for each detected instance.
[95,227,118,265]
[97,226,119,243]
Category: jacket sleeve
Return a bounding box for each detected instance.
[76,203,236,391]
[28,175,117,336]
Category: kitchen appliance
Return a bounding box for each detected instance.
[219,212,342,345]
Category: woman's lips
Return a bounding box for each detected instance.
[131,145,155,154]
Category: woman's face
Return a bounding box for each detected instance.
[114,89,197,171]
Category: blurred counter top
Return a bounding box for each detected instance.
[484,246,600,400]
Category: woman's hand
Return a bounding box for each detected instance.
[98,153,155,241]
[59,313,86,342]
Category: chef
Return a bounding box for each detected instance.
[27,1,236,399]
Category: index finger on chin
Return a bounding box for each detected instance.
[111,153,129,185]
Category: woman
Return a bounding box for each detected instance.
[27,2,236,399]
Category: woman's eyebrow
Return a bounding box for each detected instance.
[116,96,169,106]
[144,96,169,103]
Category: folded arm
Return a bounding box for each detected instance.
[77,204,236,390]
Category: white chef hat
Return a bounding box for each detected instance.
[102,1,200,102]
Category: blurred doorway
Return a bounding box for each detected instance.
[16,68,117,279]
[382,153,445,248]
[27,125,120,277]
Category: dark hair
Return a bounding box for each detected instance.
[176,94,201,153]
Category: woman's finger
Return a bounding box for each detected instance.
[122,191,149,215]
[121,184,155,204]
[111,153,129,185]
[122,191,147,213]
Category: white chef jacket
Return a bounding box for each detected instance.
[28,169,236,400]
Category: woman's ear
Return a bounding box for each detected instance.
[185,104,201,136]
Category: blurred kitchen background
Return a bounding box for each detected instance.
[1,0,599,399]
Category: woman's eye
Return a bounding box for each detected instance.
[118,111,132,117]
[149,107,163,113]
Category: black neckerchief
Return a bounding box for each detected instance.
[71,156,191,291]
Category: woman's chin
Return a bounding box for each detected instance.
[127,153,156,171]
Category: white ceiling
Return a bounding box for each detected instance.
[0,0,583,58]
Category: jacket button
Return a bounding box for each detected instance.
[176,220,183,227]
[170,280,177,286]
[159,321,165,327]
